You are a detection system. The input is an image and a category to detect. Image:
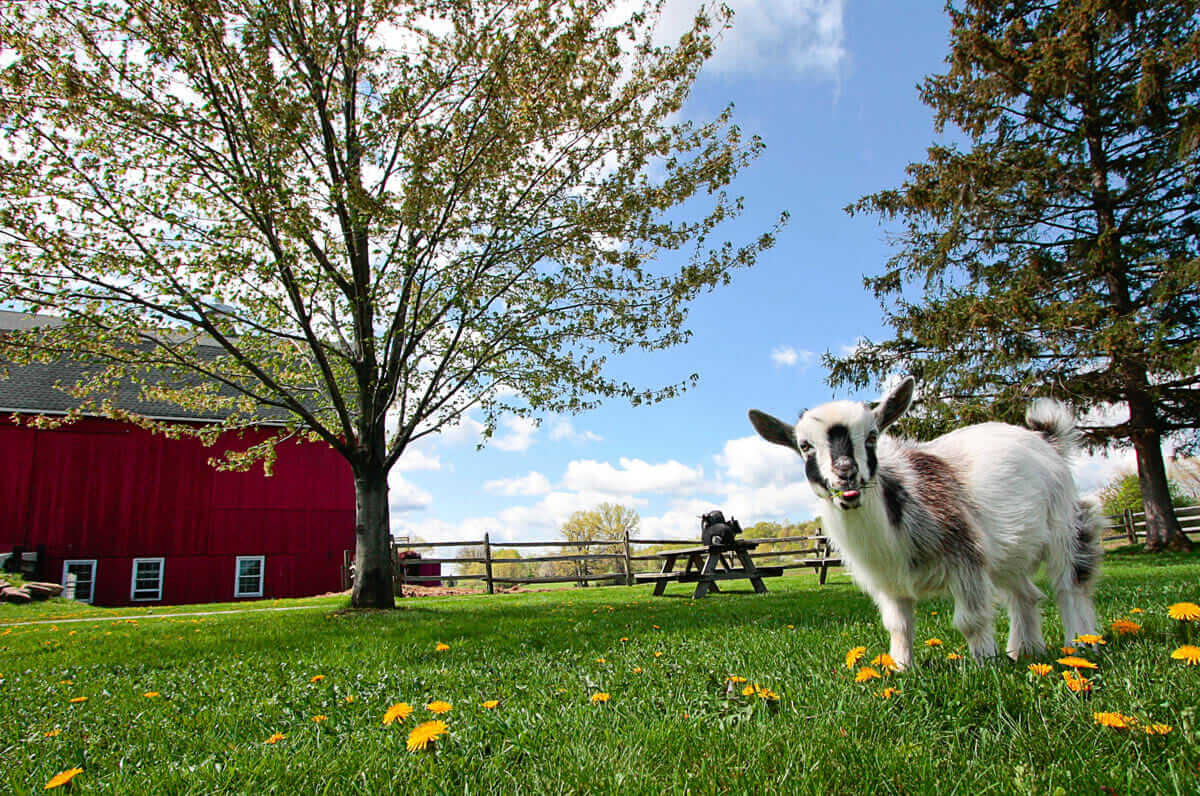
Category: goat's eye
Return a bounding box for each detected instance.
[798,440,813,454]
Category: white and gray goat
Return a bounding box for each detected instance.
[749,377,1102,667]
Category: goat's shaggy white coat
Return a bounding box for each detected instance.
[749,379,1102,667]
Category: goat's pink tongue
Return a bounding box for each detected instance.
[841,490,860,499]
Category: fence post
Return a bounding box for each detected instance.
[1123,508,1137,545]
[483,532,495,595]
[622,531,634,586]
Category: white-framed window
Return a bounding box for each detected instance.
[130,558,165,602]
[234,556,265,598]
[61,560,97,604]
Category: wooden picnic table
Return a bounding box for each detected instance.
[633,540,783,598]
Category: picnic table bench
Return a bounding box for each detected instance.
[634,540,784,598]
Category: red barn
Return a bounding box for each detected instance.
[0,311,355,606]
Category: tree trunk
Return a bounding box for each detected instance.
[350,467,396,608]
[1132,426,1192,553]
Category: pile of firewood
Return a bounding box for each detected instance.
[0,579,64,603]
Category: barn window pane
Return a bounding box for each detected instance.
[131,558,164,601]
[62,561,97,604]
[235,556,264,598]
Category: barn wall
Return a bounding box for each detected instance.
[0,416,355,605]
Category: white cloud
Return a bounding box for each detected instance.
[435,413,486,447]
[715,434,806,487]
[549,418,604,443]
[484,471,553,497]
[770,345,815,369]
[392,448,441,472]
[563,457,706,496]
[658,0,847,79]
[493,416,539,452]
[387,471,434,514]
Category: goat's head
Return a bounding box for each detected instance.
[748,377,915,510]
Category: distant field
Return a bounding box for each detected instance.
[1,549,1198,794]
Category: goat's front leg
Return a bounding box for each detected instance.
[875,594,915,670]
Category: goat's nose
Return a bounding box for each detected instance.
[832,456,857,480]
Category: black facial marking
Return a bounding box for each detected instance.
[866,444,878,479]
[826,424,854,463]
[805,452,829,492]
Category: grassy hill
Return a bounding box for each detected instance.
[1,549,1198,794]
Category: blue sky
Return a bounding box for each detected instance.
[389,1,1135,545]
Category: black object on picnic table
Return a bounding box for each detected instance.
[635,509,783,598]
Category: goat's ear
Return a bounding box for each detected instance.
[873,376,915,431]
[748,409,799,451]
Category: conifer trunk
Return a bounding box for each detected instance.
[1131,416,1192,553]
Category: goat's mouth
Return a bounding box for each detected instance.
[830,485,865,510]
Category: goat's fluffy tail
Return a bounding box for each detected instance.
[1025,398,1082,457]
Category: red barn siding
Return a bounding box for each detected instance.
[0,416,355,606]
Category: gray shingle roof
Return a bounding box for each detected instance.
[0,311,290,424]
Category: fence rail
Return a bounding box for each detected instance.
[339,506,1200,596]
[373,531,841,595]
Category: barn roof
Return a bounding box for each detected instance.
[0,310,290,425]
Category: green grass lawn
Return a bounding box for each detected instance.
[2,549,1198,794]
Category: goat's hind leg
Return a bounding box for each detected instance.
[1003,576,1047,660]
[950,570,997,661]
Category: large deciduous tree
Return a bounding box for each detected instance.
[0,0,782,607]
[833,0,1199,551]
[559,502,638,586]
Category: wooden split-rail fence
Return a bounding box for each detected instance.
[1097,503,1200,546]
[379,532,840,595]
[339,506,1199,595]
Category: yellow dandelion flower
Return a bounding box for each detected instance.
[1168,602,1200,621]
[1110,619,1142,635]
[924,638,943,647]
[383,702,413,725]
[590,692,610,704]
[632,667,643,674]
[426,700,452,715]
[1129,607,1144,614]
[755,686,780,702]
[1056,656,1098,670]
[1028,663,1053,676]
[1062,671,1092,693]
[264,732,285,744]
[59,680,72,685]
[1061,646,1076,655]
[854,667,882,683]
[741,685,756,696]
[310,675,325,683]
[1170,645,1200,665]
[1093,712,1131,729]
[595,658,606,663]
[878,687,900,699]
[44,729,62,738]
[946,652,963,661]
[727,675,747,684]
[406,720,448,752]
[1143,723,1172,736]
[435,642,450,652]
[44,768,83,790]
[654,651,664,658]
[312,715,328,723]
[845,646,866,669]
[68,697,87,704]
[481,700,499,709]
[871,653,898,672]
[344,695,355,703]
[143,692,160,698]
[787,624,795,629]
[619,637,629,642]
[1074,634,1106,646]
